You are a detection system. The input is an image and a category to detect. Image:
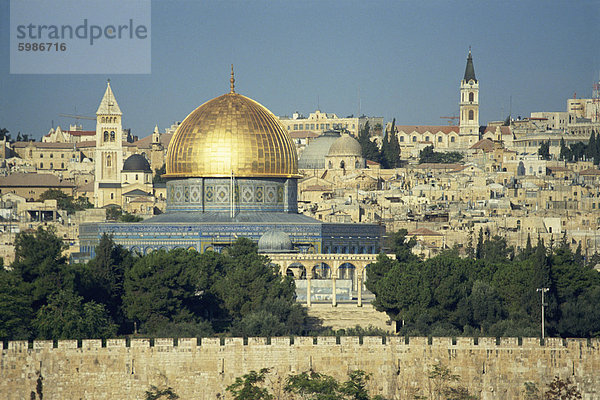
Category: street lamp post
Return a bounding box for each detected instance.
[537,287,549,340]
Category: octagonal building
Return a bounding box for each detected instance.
[79,71,383,257]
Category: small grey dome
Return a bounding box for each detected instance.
[298,131,341,169]
[123,154,151,172]
[258,230,293,253]
[327,134,362,157]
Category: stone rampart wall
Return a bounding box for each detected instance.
[1,336,599,399]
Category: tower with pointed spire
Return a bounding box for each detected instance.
[459,48,479,145]
[94,80,124,208]
[150,124,164,171]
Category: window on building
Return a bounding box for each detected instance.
[399,136,404,142]
[451,136,456,143]
[299,124,303,130]
[468,110,474,120]
[107,155,112,167]
[61,163,64,169]
[50,153,53,158]
[293,124,298,130]
[49,163,53,169]
[469,92,474,102]
[40,154,43,158]
[425,136,430,142]
[104,131,109,141]
[438,136,442,142]
[61,154,64,158]
[412,136,417,142]
[40,162,43,168]
[110,131,115,141]
[110,193,114,200]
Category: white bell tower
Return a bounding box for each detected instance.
[94,79,124,208]
[459,48,479,146]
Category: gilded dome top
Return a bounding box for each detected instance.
[164,91,299,179]
[327,134,362,157]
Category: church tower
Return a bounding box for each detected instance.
[459,49,479,146]
[94,80,124,208]
[150,124,164,171]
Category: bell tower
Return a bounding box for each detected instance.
[459,48,479,146]
[94,79,124,208]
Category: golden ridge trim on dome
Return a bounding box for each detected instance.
[164,91,300,179]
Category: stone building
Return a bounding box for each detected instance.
[279,110,383,139]
[79,69,383,258]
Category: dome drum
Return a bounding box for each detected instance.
[166,177,298,213]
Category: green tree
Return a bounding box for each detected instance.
[523,382,541,400]
[586,131,597,163]
[11,226,70,311]
[559,138,569,161]
[382,119,401,168]
[38,189,92,214]
[419,145,463,164]
[538,141,551,160]
[153,164,167,184]
[340,370,373,400]
[105,205,143,222]
[543,376,581,400]
[0,269,32,339]
[214,238,306,335]
[33,290,117,339]
[227,368,274,400]
[123,248,216,335]
[464,280,505,334]
[426,362,477,400]
[80,234,135,333]
[285,370,341,400]
[145,385,179,400]
[358,121,382,164]
[475,229,484,260]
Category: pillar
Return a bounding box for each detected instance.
[357,274,363,307]
[306,274,312,307]
[331,276,337,307]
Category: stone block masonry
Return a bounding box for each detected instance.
[1,337,600,399]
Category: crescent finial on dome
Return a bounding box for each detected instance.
[230,64,235,93]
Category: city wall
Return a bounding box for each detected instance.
[1,336,599,399]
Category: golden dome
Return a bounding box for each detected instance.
[164,91,299,179]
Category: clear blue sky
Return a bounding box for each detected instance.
[1,0,599,140]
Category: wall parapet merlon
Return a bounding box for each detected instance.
[2,336,600,354]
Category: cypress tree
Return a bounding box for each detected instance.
[559,138,568,161]
[382,118,400,168]
[595,130,600,164]
[358,122,382,164]
[586,131,596,161]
